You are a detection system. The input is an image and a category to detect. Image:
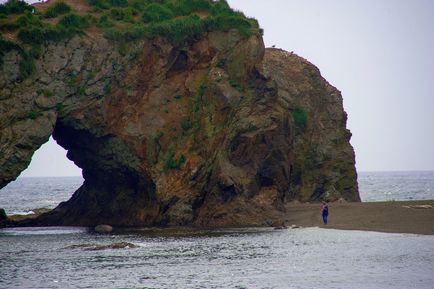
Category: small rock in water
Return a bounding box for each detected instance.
[64,242,138,251]
[273,226,287,230]
[94,224,113,233]
[85,242,138,251]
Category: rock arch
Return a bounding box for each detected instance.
[0,33,359,227]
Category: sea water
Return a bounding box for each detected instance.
[0,176,82,215]
[1,172,434,288]
[358,171,434,202]
[0,227,433,289]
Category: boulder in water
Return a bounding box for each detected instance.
[94,224,113,233]
[65,242,137,251]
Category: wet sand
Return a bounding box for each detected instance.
[285,200,434,235]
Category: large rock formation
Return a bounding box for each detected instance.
[0,1,359,227]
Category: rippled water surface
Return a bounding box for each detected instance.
[358,171,434,201]
[1,174,434,288]
[0,176,83,215]
[1,227,433,289]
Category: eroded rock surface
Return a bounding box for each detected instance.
[0,29,358,227]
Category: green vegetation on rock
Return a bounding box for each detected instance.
[216,58,226,68]
[17,26,77,45]
[58,13,91,29]
[181,117,192,131]
[28,111,42,120]
[37,89,54,97]
[0,0,259,80]
[109,7,136,22]
[104,82,112,94]
[18,50,34,78]
[0,0,32,16]
[142,3,173,23]
[0,35,19,64]
[56,103,64,111]
[88,0,128,10]
[97,0,259,44]
[165,152,186,171]
[43,2,71,19]
[229,79,242,92]
[96,14,114,28]
[0,35,34,79]
[292,107,308,128]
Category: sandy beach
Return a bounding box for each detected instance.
[285,200,434,235]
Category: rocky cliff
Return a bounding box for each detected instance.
[0,0,359,227]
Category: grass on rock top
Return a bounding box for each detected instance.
[0,0,260,79]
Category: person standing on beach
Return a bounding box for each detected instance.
[321,201,329,225]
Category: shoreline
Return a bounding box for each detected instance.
[285,200,434,235]
[2,200,434,235]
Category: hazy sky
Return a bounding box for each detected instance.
[15,0,434,177]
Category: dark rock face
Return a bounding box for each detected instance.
[0,208,7,222]
[0,31,359,227]
[261,49,359,203]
